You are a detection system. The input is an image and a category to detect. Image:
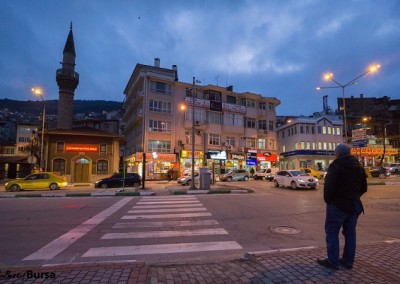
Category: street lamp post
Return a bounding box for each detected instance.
[190,77,196,190]
[316,64,381,143]
[32,87,45,171]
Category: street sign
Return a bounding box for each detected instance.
[352,128,367,141]
[352,139,367,148]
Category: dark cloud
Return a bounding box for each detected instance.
[1,0,399,114]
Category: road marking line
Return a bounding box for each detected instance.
[113,220,219,229]
[128,207,207,213]
[101,228,228,240]
[23,197,133,261]
[101,228,228,239]
[133,204,203,209]
[122,212,212,219]
[82,241,243,257]
[136,201,200,204]
[141,195,196,199]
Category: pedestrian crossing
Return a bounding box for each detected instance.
[82,195,243,258]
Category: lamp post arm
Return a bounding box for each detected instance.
[343,70,370,87]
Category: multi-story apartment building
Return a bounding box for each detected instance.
[123,59,280,179]
[16,124,38,156]
[277,114,343,171]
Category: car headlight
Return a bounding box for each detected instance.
[298,179,305,183]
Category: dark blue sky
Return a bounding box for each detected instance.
[1,0,399,115]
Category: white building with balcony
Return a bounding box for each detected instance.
[123,59,280,179]
[277,114,343,171]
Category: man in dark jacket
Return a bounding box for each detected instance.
[317,143,367,269]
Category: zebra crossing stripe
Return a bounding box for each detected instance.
[101,228,228,239]
[128,207,207,213]
[133,203,203,209]
[136,200,200,205]
[122,212,212,219]
[82,241,243,257]
[112,220,219,229]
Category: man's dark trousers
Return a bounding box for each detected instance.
[325,202,363,267]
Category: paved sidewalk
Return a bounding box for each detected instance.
[1,242,399,283]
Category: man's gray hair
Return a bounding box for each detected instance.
[335,143,351,158]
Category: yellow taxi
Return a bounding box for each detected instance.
[300,168,322,179]
[5,172,68,191]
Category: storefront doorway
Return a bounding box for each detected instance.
[74,157,90,183]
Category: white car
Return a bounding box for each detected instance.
[177,171,214,186]
[274,170,318,190]
[385,163,400,174]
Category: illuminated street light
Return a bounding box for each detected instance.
[316,64,381,143]
[31,87,45,170]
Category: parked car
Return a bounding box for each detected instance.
[368,167,390,179]
[274,170,318,190]
[385,163,400,174]
[253,168,274,181]
[94,173,141,189]
[220,169,250,182]
[300,168,322,179]
[5,172,68,192]
[177,171,214,186]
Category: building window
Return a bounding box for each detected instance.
[150,81,171,94]
[245,117,256,128]
[268,103,275,110]
[336,127,341,136]
[186,107,206,123]
[56,142,64,153]
[258,120,267,130]
[226,137,235,146]
[204,90,221,102]
[99,144,107,154]
[209,133,220,146]
[208,111,222,124]
[322,126,327,134]
[247,138,256,148]
[53,159,66,175]
[97,160,108,174]
[241,98,256,108]
[300,125,304,134]
[318,126,322,134]
[327,127,332,135]
[185,131,191,144]
[149,100,172,113]
[149,120,171,133]
[269,120,274,131]
[259,102,266,109]
[258,139,266,149]
[226,95,236,104]
[224,113,243,126]
[306,142,311,149]
[148,140,171,153]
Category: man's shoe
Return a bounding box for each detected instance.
[317,258,339,270]
[340,258,353,269]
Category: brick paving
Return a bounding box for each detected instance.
[1,242,399,283]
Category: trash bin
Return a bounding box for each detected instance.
[199,167,211,190]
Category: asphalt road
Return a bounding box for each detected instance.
[0,180,399,268]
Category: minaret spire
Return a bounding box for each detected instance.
[56,23,79,129]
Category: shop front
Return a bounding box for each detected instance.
[127,152,178,180]
[205,150,227,175]
[224,153,246,173]
[351,146,398,167]
[279,150,335,171]
[180,150,204,176]
[256,152,278,169]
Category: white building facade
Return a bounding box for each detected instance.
[123,59,281,179]
[277,115,343,171]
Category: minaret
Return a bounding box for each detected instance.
[56,23,79,129]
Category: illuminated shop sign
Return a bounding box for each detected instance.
[207,150,227,160]
[351,148,398,155]
[65,145,98,152]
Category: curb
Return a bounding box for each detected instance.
[0,191,156,198]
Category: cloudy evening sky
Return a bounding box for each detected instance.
[1,0,399,115]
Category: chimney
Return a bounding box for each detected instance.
[360,93,363,99]
[154,58,160,67]
[226,85,233,91]
[172,65,178,81]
